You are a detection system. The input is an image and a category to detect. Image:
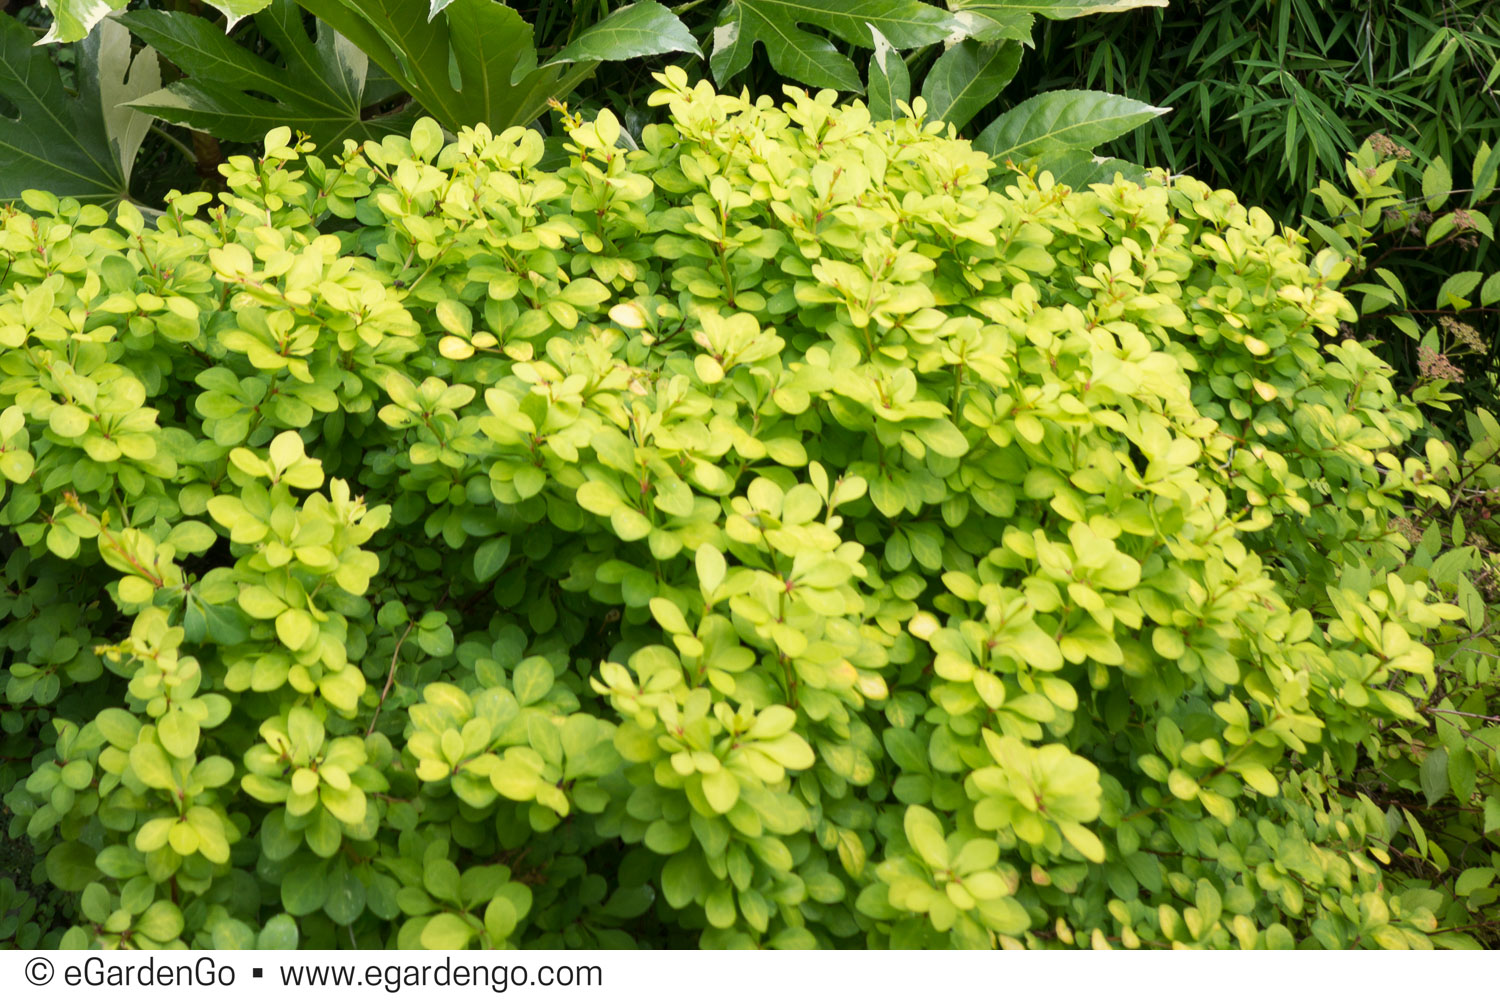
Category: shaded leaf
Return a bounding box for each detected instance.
[121,0,418,149]
[1035,146,1147,187]
[921,38,1021,133]
[38,0,277,44]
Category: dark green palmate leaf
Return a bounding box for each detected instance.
[120,0,418,149]
[920,38,1021,132]
[0,14,158,204]
[975,88,1167,164]
[951,0,1165,19]
[296,0,696,134]
[709,0,965,92]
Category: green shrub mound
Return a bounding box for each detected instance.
[1,69,1488,950]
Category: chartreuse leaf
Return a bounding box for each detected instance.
[0,14,158,204]
[35,0,127,45]
[421,912,475,949]
[975,88,1169,164]
[1422,157,1453,211]
[208,0,277,30]
[36,0,276,43]
[121,0,417,149]
[709,0,964,92]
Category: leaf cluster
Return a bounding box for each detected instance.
[1,74,1497,950]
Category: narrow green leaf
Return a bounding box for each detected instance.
[975,89,1169,164]
[952,0,1165,19]
[710,0,964,93]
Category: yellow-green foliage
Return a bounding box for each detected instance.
[2,69,1492,950]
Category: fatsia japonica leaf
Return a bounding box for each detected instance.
[920,38,1021,133]
[36,0,273,44]
[295,0,595,133]
[975,88,1168,164]
[121,0,417,149]
[91,16,161,185]
[0,14,158,204]
[709,0,964,92]
[865,26,910,122]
